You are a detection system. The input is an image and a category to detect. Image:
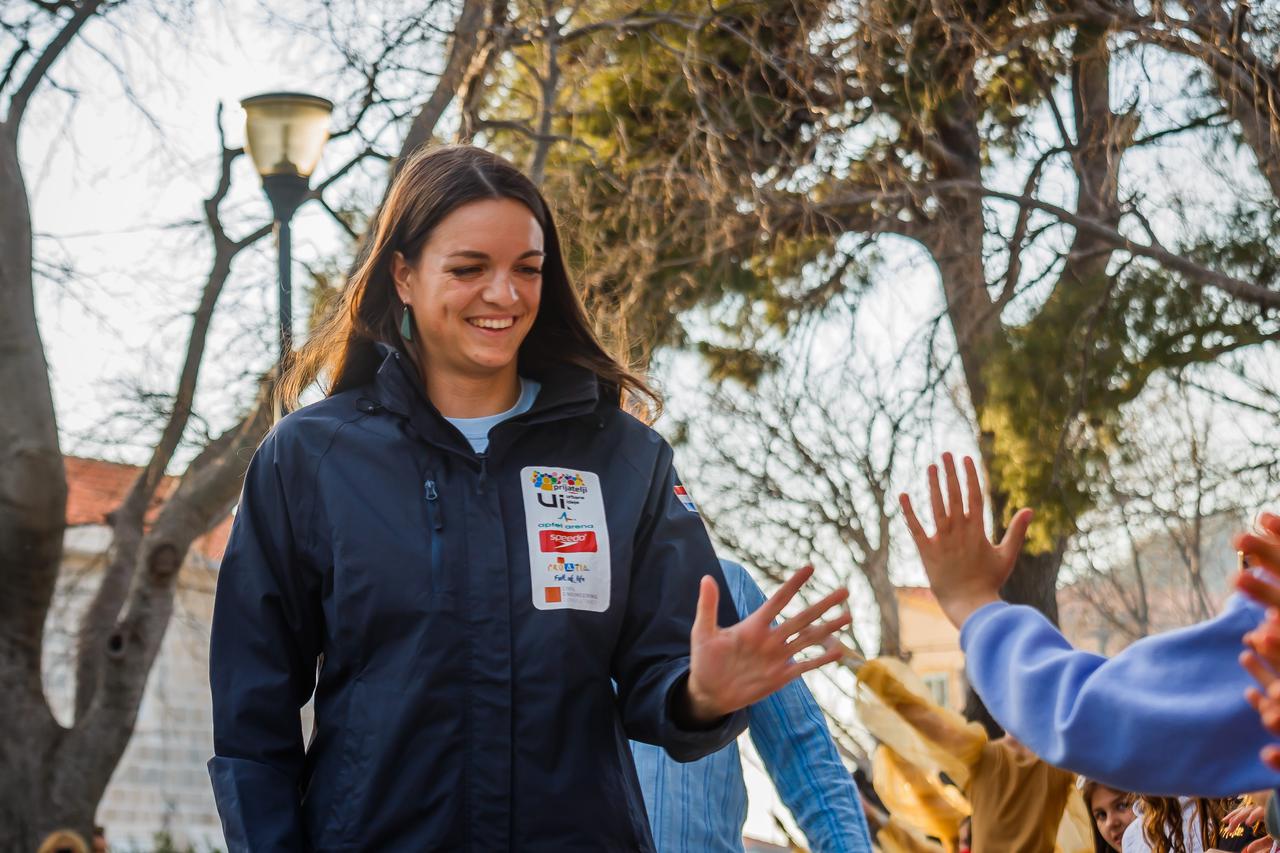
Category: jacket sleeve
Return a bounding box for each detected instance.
[961,596,1280,797]
[207,429,323,851]
[612,441,747,762]
[731,566,873,853]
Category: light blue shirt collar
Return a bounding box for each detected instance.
[443,377,541,454]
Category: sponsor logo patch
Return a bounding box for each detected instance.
[522,466,610,613]
[539,529,598,552]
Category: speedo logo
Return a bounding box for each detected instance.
[539,530,598,553]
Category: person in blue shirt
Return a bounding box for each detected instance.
[898,453,1280,798]
[631,559,874,853]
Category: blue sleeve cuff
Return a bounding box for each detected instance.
[958,600,1013,652]
[208,755,307,852]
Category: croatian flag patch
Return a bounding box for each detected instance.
[674,485,698,513]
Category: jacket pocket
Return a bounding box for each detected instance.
[314,677,465,848]
[307,683,371,851]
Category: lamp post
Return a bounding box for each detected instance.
[241,91,333,416]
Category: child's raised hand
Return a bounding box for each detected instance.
[899,453,1032,629]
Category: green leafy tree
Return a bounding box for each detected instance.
[471,0,1280,728]
[467,0,844,365]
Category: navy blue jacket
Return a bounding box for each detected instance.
[208,347,746,851]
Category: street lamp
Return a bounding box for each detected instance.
[241,91,333,413]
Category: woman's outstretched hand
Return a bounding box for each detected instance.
[899,453,1033,630]
[1235,512,1280,609]
[682,565,851,725]
[1239,614,1280,771]
[1233,512,1280,770]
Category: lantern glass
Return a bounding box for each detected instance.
[241,92,333,178]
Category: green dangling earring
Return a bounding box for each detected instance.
[399,304,413,342]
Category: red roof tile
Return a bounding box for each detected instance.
[63,456,231,561]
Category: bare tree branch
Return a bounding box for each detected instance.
[396,0,489,162]
[974,183,1280,310]
[4,0,104,132]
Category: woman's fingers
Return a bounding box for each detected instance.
[756,564,815,624]
[782,610,853,657]
[943,453,964,521]
[690,575,720,645]
[1262,691,1280,732]
[1231,806,1265,831]
[900,493,929,543]
[776,586,850,639]
[1236,531,1280,574]
[1241,650,1277,688]
[963,456,983,519]
[1246,624,1280,663]
[1263,744,1280,772]
[928,464,947,529]
[1236,569,1280,611]
[1243,658,1280,734]
[1259,512,1280,537]
[785,641,846,677]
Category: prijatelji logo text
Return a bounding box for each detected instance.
[529,470,587,493]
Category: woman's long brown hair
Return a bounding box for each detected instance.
[278,145,658,415]
[1137,796,1232,853]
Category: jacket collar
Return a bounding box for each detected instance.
[367,342,606,453]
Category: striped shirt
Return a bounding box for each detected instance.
[630,560,873,853]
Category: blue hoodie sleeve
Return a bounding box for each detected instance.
[724,563,874,853]
[208,430,322,851]
[961,596,1280,797]
[612,442,747,762]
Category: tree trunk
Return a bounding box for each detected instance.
[862,553,903,658]
[0,120,76,849]
[0,399,269,847]
[0,686,76,850]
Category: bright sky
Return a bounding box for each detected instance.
[29,0,354,457]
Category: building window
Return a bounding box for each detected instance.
[922,673,949,709]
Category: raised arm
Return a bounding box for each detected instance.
[960,595,1275,796]
[611,443,747,760]
[900,453,1280,797]
[613,444,851,761]
[723,563,873,853]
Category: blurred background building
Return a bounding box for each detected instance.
[44,457,230,850]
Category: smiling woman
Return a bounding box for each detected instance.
[278,145,655,417]
[390,197,546,417]
[207,146,853,852]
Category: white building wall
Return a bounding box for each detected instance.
[44,525,226,851]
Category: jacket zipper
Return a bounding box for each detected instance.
[424,479,445,590]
